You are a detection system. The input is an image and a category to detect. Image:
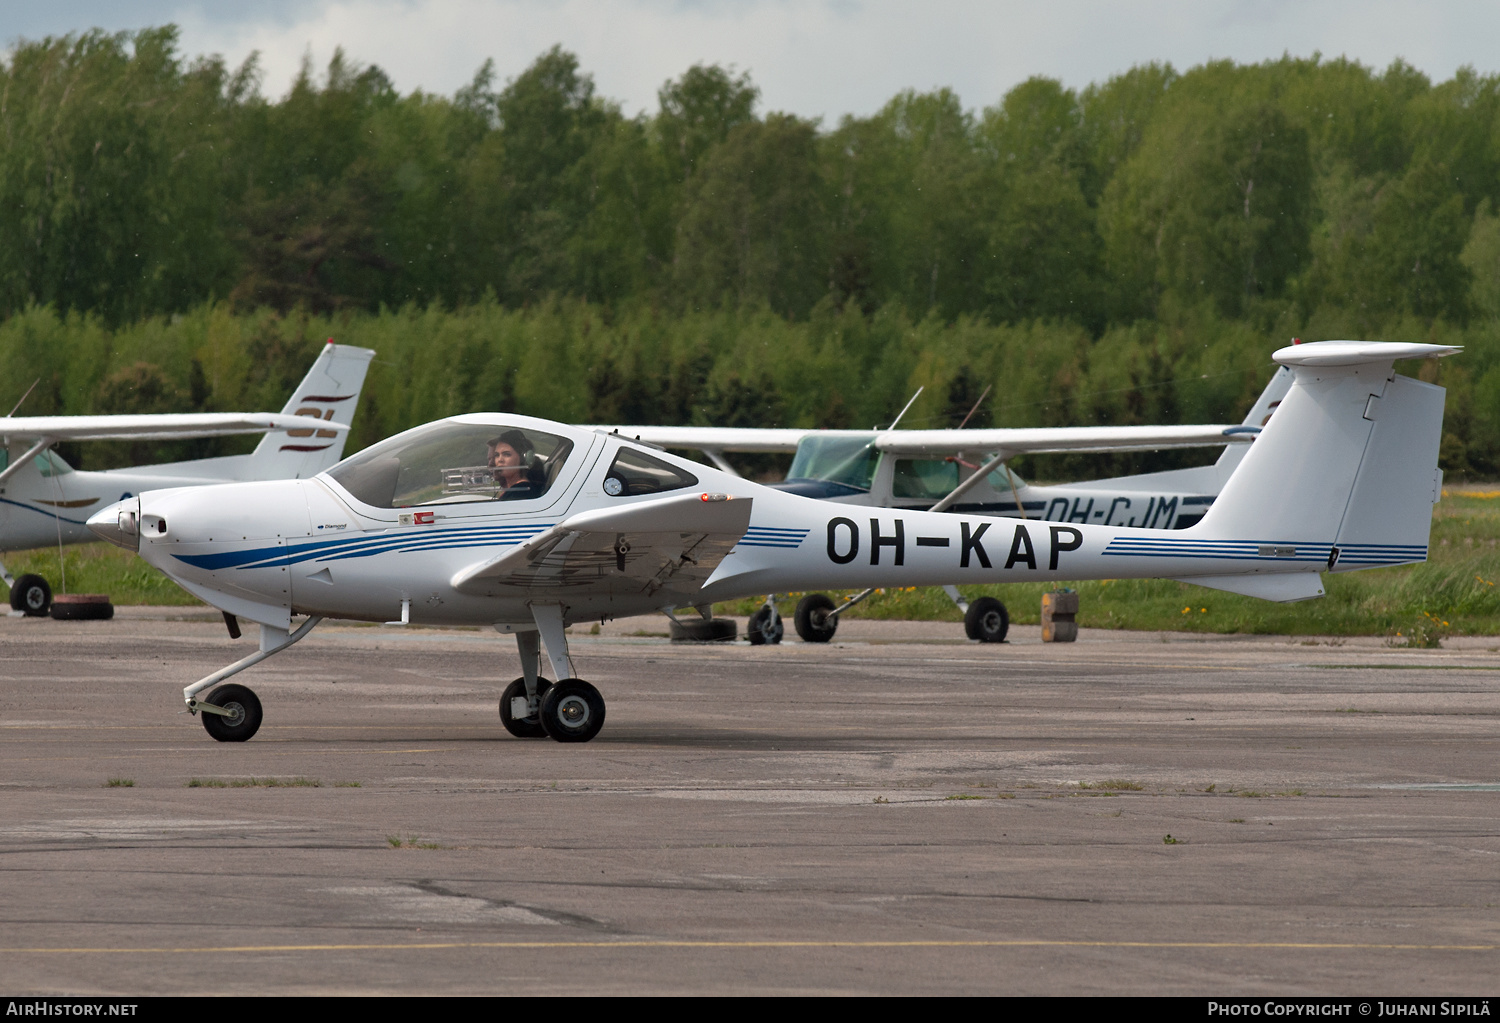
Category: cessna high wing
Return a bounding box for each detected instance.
[89,340,1452,745]
[2,341,373,615]
[590,366,1293,643]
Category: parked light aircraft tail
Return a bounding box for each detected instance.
[88,339,1453,744]
[1,341,373,616]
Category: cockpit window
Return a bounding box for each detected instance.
[327,422,574,508]
[892,459,958,500]
[2,447,73,477]
[786,434,878,491]
[602,447,697,497]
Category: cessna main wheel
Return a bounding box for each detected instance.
[10,574,51,617]
[794,593,838,643]
[200,683,263,742]
[964,596,1009,643]
[499,676,553,738]
[539,679,606,743]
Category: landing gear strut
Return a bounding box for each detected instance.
[501,604,607,743]
[747,596,784,645]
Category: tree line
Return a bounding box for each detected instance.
[2,28,1499,475]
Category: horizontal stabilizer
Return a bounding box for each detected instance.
[1172,573,1325,602]
[1273,340,1461,367]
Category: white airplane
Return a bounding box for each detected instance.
[590,367,1293,643]
[2,341,374,615]
[88,339,1451,745]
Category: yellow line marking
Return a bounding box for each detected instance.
[4,939,1495,954]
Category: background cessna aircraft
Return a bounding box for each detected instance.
[1,341,373,615]
[88,340,1451,745]
[588,366,1292,643]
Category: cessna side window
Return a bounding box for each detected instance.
[602,447,698,497]
[328,422,573,508]
[891,459,958,500]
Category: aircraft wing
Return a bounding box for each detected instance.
[451,491,753,602]
[586,426,813,453]
[0,413,349,443]
[874,424,1253,457]
[586,423,1249,457]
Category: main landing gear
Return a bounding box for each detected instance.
[499,604,606,743]
[789,586,1008,644]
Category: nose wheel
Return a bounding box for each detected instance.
[199,683,263,742]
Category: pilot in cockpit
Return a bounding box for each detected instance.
[486,429,546,500]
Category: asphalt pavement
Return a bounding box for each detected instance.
[1,609,1497,995]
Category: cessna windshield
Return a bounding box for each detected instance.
[327,421,574,508]
[785,434,879,492]
[784,433,1025,503]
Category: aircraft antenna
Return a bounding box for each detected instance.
[956,385,992,430]
[7,378,39,417]
[885,386,924,431]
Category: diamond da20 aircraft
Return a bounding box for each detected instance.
[1,342,372,615]
[88,340,1453,744]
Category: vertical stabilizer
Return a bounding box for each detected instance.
[1193,341,1455,561]
[245,342,375,480]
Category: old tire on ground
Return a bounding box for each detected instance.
[670,618,737,642]
[50,594,114,621]
[10,574,51,617]
[499,676,553,738]
[539,679,606,743]
[794,593,838,643]
[964,596,1009,643]
[746,606,784,645]
[199,683,263,742]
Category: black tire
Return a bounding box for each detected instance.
[10,574,51,617]
[964,596,1009,643]
[746,606,784,645]
[794,593,838,643]
[499,676,553,738]
[50,596,114,621]
[669,618,737,642]
[539,679,606,743]
[199,683,263,742]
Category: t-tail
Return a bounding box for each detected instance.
[1160,340,1457,602]
[243,342,375,480]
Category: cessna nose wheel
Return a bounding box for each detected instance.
[539,679,606,743]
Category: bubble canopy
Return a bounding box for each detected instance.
[326,419,577,509]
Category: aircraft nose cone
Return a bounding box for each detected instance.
[88,498,141,551]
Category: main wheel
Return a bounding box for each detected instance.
[199,683,263,742]
[499,677,553,738]
[747,605,783,645]
[964,596,1009,643]
[10,574,51,617]
[539,679,606,743]
[794,593,838,643]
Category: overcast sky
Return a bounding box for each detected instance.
[5,1,1500,120]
